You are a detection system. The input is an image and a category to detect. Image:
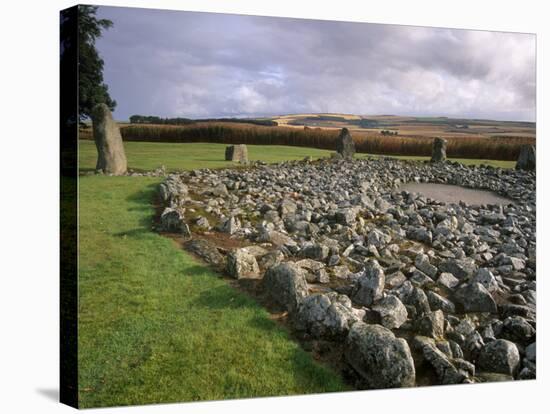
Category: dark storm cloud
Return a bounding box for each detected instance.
[96,6,535,121]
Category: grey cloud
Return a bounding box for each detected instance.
[96,6,535,121]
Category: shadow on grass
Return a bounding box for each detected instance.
[180,264,222,278]
[126,182,159,205]
[189,283,258,311]
[113,228,152,239]
[123,183,162,229]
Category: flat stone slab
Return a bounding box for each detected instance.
[400,183,513,206]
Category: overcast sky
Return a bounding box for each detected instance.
[96,6,536,122]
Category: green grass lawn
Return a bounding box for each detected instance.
[78,139,515,171]
[79,140,333,171]
[78,176,347,408]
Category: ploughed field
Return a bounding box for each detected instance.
[157,157,536,389]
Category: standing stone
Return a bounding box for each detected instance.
[336,128,355,160]
[515,145,536,171]
[91,103,127,175]
[431,137,447,163]
[225,144,248,163]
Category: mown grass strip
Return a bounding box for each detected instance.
[78,140,515,172]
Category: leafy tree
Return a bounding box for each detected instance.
[78,5,116,120]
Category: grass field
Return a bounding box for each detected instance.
[79,140,333,171]
[77,141,516,406]
[79,140,515,171]
[78,176,347,407]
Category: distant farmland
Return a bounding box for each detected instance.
[79,114,535,161]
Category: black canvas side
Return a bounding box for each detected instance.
[60,4,79,409]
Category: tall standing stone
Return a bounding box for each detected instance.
[336,128,355,160]
[431,137,447,162]
[225,144,248,163]
[515,145,536,171]
[91,103,127,175]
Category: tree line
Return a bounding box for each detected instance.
[128,115,278,127]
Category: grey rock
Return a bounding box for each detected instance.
[404,287,431,317]
[159,207,186,233]
[437,272,460,289]
[219,216,240,235]
[413,336,472,384]
[210,183,229,197]
[345,323,416,389]
[226,248,261,279]
[194,216,211,230]
[263,262,309,313]
[455,318,476,337]
[525,342,536,362]
[260,229,297,247]
[295,258,325,272]
[335,208,357,226]
[518,367,536,380]
[410,269,434,287]
[241,245,269,258]
[449,340,464,359]
[367,229,391,248]
[385,271,407,289]
[301,242,329,261]
[478,339,520,376]
[159,175,188,204]
[294,292,363,338]
[332,265,352,280]
[407,227,432,244]
[372,295,408,329]
[417,310,445,339]
[415,254,438,278]
[426,291,456,314]
[279,199,297,217]
[328,254,340,266]
[464,331,485,361]
[439,258,478,280]
[473,268,499,293]
[352,260,385,306]
[454,282,497,313]
[259,250,285,269]
[184,239,224,266]
[500,316,535,345]
[296,259,329,284]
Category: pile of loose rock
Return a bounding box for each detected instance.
[157,156,536,389]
